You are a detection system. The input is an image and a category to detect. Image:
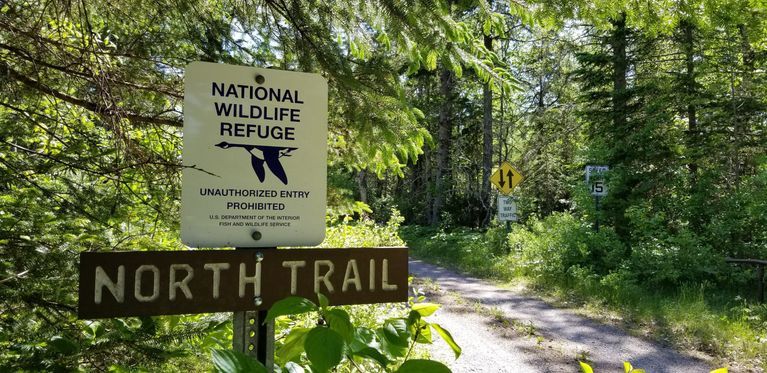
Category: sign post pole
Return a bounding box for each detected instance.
[232,310,274,367]
[233,247,275,368]
[594,195,600,232]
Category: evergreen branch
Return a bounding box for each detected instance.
[0,42,183,99]
[0,62,183,127]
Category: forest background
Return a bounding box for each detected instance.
[1,0,766,371]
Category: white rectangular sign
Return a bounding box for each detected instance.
[498,196,518,222]
[585,165,609,197]
[181,62,328,247]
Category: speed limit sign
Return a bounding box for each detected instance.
[585,165,608,197]
[590,180,607,196]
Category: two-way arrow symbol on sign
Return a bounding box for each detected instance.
[490,161,524,195]
[499,169,514,188]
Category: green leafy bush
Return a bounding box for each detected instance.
[506,213,625,282]
[401,226,505,277]
[322,210,405,248]
[212,294,459,372]
[704,163,767,261]
[624,204,722,288]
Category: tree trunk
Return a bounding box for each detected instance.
[682,20,698,185]
[733,24,755,183]
[356,170,368,204]
[611,14,628,133]
[431,68,455,225]
[609,13,630,240]
[481,35,494,227]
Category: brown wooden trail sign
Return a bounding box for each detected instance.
[78,247,408,319]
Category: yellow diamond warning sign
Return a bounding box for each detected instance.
[490,162,523,195]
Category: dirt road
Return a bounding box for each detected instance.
[410,259,714,373]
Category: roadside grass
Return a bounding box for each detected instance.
[401,225,767,371]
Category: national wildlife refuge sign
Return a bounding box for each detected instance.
[181,62,328,247]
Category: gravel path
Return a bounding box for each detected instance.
[410,259,714,373]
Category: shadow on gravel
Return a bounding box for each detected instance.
[420,281,575,372]
[411,259,713,373]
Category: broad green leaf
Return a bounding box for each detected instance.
[275,327,311,365]
[317,293,329,308]
[415,319,433,344]
[579,361,594,373]
[325,308,354,342]
[304,327,344,373]
[352,347,391,369]
[377,328,408,357]
[382,318,410,347]
[396,359,451,373]
[112,319,130,334]
[412,303,440,317]
[407,310,421,330]
[265,297,317,322]
[349,327,378,353]
[48,336,79,355]
[430,323,461,359]
[211,349,268,373]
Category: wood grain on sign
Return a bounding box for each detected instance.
[78,248,408,319]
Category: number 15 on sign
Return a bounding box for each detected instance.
[585,165,608,197]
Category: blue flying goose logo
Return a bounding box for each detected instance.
[215,141,297,185]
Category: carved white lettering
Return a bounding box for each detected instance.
[382,259,397,291]
[204,263,230,299]
[314,260,335,294]
[169,264,194,300]
[282,260,306,295]
[239,262,261,298]
[94,265,124,304]
[134,265,160,302]
[342,259,361,292]
[369,259,376,291]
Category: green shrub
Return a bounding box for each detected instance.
[625,204,723,288]
[704,162,767,260]
[507,213,625,282]
[322,209,406,248]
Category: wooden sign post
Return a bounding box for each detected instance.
[77,64,409,371]
[78,247,410,368]
[181,62,330,367]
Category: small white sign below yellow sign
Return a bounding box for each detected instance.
[498,196,518,222]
